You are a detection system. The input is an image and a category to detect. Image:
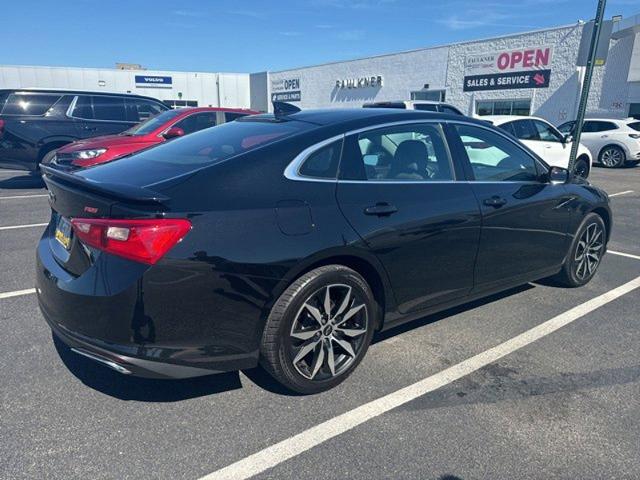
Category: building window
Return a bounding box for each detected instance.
[411,89,446,102]
[475,99,531,116]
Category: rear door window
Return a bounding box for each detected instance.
[1,93,62,116]
[583,121,618,133]
[71,95,94,119]
[628,121,640,132]
[92,96,128,121]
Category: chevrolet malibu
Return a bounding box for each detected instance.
[37,105,612,394]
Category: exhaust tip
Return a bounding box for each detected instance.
[71,348,132,375]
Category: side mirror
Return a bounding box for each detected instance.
[549,166,569,184]
[163,127,184,140]
[563,134,573,145]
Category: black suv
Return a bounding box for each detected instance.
[0,89,168,171]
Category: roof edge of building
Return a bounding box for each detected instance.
[269,21,584,74]
[0,64,249,76]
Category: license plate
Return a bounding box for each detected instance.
[55,216,72,250]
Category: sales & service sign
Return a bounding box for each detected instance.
[463,46,552,92]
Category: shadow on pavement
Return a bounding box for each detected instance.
[0,173,45,190]
[53,334,243,401]
[52,283,537,401]
[374,284,534,345]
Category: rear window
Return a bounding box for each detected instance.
[1,93,62,116]
[120,118,311,170]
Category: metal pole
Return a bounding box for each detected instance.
[568,0,607,174]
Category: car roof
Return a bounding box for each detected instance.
[0,88,164,103]
[170,107,259,115]
[244,107,485,128]
[482,115,547,125]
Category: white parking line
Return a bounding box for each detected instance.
[202,275,640,480]
[0,194,48,200]
[0,223,47,231]
[609,250,640,261]
[609,190,634,198]
[0,288,36,300]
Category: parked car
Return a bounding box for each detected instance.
[557,118,640,168]
[37,104,611,394]
[50,107,258,169]
[363,100,464,115]
[484,115,593,178]
[0,89,168,172]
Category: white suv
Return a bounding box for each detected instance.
[557,118,640,168]
[483,115,593,178]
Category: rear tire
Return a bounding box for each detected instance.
[552,213,606,287]
[598,145,625,168]
[260,265,376,394]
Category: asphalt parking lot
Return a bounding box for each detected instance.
[1,166,638,480]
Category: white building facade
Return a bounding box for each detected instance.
[0,65,250,109]
[265,15,640,124]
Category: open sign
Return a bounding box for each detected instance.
[497,48,551,71]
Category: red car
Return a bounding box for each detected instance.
[51,107,258,168]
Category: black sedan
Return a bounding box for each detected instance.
[37,104,612,394]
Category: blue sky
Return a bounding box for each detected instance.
[2,0,638,73]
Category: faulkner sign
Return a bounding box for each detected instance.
[271,77,301,102]
[335,75,383,89]
[463,46,552,92]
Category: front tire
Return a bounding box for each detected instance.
[553,213,606,287]
[573,157,590,178]
[598,145,625,168]
[260,265,376,394]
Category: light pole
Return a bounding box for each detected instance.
[568,0,607,174]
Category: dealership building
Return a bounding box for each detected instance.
[1,13,640,124]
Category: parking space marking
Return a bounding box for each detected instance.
[0,194,48,200]
[609,250,640,261]
[0,288,36,300]
[202,275,640,480]
[609,190,634,198]
[0,223,47,231]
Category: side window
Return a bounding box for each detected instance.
[557,122,574,134]
[454,124,539,182]
[128,99,165,122]
[442,105,462,115]
[1,93,62,116]
[532,120,564,142]
[342,123,453,181]
[498,122,517,137]
[72,95,94,119]
[92,96,127,121]
[414,103,438,112]
[225,112,247,123]
[510,120,539,141]
[628,121,640,132]
[298,140,342,179]
[583,121,617,133]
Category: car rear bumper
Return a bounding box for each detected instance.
[36,230,261,379]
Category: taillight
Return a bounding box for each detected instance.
[70,218,192,265]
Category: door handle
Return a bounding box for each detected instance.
[364,202,398,216]
[483,196,507,208]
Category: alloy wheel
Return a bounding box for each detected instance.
[600,148,623,167]
[574,222,604,280]
[288,284,368,381]
[574,159,589,178]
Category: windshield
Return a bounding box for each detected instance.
[124,109,184,135]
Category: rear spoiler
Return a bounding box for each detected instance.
[41,165,170,204]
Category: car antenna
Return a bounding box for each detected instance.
[273,101,301,119]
